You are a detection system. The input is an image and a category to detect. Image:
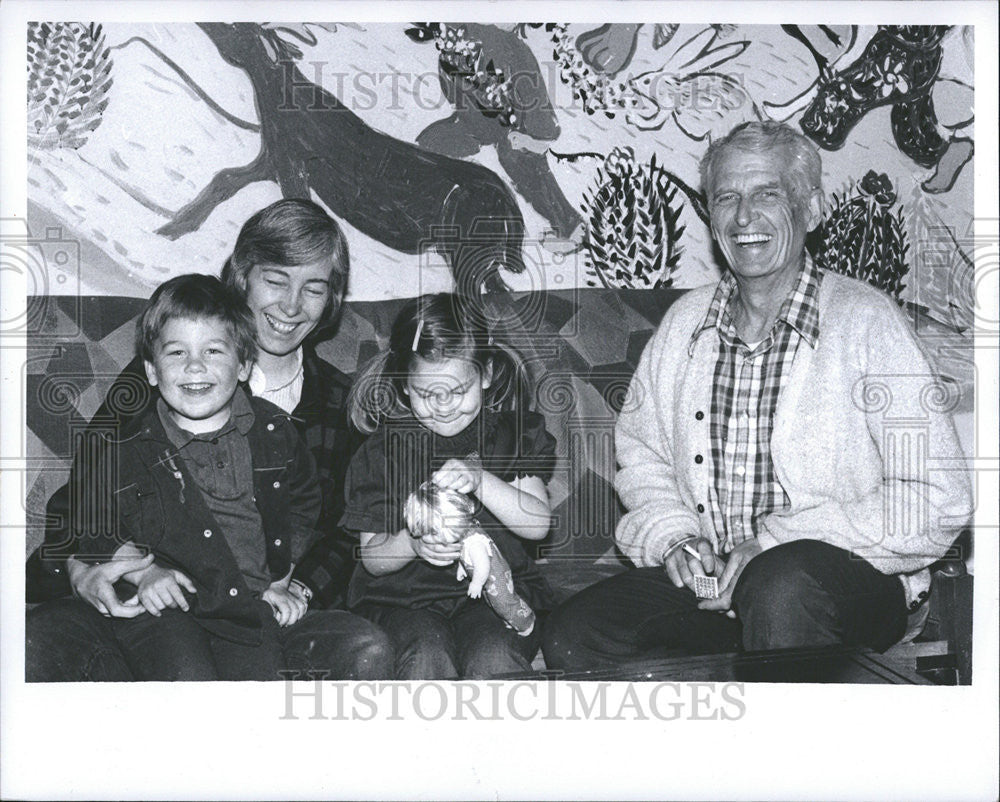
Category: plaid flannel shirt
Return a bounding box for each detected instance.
[688,258,823,553]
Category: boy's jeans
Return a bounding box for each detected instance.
[26,598,394,681]
[26,598,133,681]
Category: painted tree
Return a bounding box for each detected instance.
[27,22,113,151]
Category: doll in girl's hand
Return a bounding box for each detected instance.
[404,480,536,636]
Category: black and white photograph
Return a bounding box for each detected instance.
[1,1,997,799]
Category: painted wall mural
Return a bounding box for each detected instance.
[26,21,974,334]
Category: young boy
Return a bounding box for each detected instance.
[77,273,390,680]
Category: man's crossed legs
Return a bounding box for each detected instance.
[543,540,908,671]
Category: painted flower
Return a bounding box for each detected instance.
[872,55,909,98]
[858,170,896,205]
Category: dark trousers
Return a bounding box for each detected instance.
[26,598,394,681]
[357,598,541,680]
[26,598,133,681]
[542,540,908,672]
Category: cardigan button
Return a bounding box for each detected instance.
[267,423,275,431]
[274,539,282,547]
[273,481,281,489]
[694,454,703,464]
[696,503,705,513]
[203,529,212,538]
[695,411,704,421]
[229,587,238,597]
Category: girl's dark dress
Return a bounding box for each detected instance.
[341,409,556,617]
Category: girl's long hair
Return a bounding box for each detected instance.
[348,293,531,433]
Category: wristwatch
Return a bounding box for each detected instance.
[290,579,313,604]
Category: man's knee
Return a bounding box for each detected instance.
[734,541,829,606]
[734,541,840,650]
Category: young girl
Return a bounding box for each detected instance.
[342,293,556,679]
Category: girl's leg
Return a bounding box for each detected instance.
[356,604,458,680]
[452,601,541,679]
[112,608,218,681]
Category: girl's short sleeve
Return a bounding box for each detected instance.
[338,433,400,535]
[492,410,557,483]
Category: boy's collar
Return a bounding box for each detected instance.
[154,386,255,448]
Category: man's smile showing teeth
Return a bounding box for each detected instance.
[180,383,213,393]
[264,313,299,334]
[735,233,772,245]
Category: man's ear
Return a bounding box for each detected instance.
[481,358,494,389]
[238,360,252,383]
[144,360,159,387]
[806,188,825,231]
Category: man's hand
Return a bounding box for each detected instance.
[431,458,483,496]
[663,537,717,591]
[135,562,197,617]
[263,581,308,627]
[68,554,154,618]
[697,539,763,616]
[412,535,463,567]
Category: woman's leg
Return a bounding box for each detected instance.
[209,603,286,681]
[281,610,395,680]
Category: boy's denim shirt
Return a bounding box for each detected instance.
[28,346,360,609]
[74,390,321,646]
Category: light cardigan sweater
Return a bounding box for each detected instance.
[614,269,973,608]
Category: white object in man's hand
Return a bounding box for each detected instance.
[663,537,717,590]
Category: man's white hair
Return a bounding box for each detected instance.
[700,121,823,205]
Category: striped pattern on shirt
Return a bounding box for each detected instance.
[689,259,823,553]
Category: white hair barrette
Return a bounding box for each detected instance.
[411,318,425,352]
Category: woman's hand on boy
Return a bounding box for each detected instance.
[135,562,197,617]
[68,554,154,618]
[263,583,308,627]
[432,458,482,495]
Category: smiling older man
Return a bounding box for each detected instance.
[542,121,972,670]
